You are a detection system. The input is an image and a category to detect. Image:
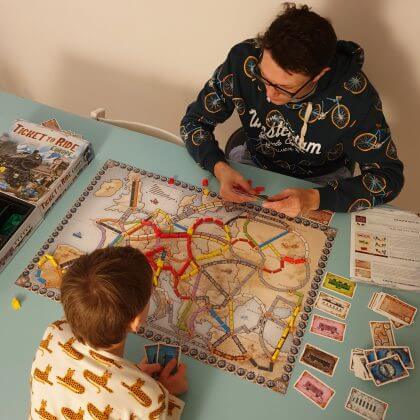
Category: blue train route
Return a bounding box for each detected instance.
[209,308,230,333]
[258,230,289,248]
[174,223,188,231]
[110,234,123,246]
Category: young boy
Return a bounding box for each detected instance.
[30,246,187,419]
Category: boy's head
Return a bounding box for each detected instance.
[60,246,153,349]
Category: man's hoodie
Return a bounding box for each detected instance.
[180,39,404,212]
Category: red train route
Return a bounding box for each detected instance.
[109,215,307,300]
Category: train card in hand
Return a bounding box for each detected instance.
[144,344,159,364]
[158,344,180,371]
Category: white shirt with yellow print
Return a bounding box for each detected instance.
[30,320,184,419]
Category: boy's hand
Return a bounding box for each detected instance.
[158,359,188,396]
[137,361,163,377]
[263,188,320,217]
[214,162,256,203]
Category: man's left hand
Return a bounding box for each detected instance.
[263,188,320,217]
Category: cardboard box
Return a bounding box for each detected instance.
[0,120,93,271]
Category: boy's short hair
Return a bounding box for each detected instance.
[258,3,337,76]
[61,246,153,349]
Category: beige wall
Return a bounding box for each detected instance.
[0,0,418,210]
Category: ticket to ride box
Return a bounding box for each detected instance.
[0,120,93,272]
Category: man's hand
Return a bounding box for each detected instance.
[214,162,256,203]
[263,188,320,217]
[158,359,188,396]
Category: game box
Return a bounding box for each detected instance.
[0,120,93,271]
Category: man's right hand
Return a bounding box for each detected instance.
[214,161,256,203]
[158,359,188,396]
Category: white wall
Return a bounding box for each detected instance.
[0,0,419,210]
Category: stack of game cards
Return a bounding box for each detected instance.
[144,343,181,370]
[349,345,414,385]
[349,292,415,387]
[368,292,417,328]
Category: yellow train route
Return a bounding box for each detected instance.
[268,243,281,257]
[180,261,200,281]
[271,305,301,362]
[229,300,234,331]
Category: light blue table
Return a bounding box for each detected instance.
[0,92,418,419]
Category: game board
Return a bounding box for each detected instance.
[16,160,337,394]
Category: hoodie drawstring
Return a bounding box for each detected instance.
[299,102,312,151]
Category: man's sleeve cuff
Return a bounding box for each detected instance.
[203,153,227,175]
[316,187,336,211]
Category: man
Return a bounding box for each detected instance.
[180,3,404,216]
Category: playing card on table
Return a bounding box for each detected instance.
[374,346,414,369]
[345,387,388,420]
[376,294,417,325]
[310,314,347,342]
[353,353,371,381]
[368,292,417,326]
[299,343,339,377]
[367,354,409,386]
[390,319,406,329]
[314,291,351,320]
[294,370,335,409]
[364,349,377,364]
[369,321,395,347]
[368,292,379,310]
[391,295,409,328]
[322,272,357,298]
[349,348,364,372]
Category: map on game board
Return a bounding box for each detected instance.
[16,160,337,394]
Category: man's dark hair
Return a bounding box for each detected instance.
[258,3,337,76]
[61,246,153,349]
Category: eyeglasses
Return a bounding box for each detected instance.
[255,61,316,99]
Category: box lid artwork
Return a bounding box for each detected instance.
[0,119,93,272]
[0,120,92,214]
